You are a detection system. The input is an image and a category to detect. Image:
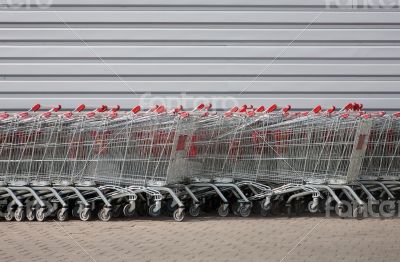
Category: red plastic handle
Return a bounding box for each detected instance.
[64,112,73,118]
[131,105,141,114]
[86,111,95,118]
[109,112,118,119]
[326,106,336,114]
[393,112,400,118]
[52,105,62,112]
[96,105,108,113]
[111,105,120,112]
[282,105,291,113]
[230,106,239,113]
[179,111,190,118]
[312,105,322,114]
[0,113,9,120]
[239,105,248,113]
[205,103,212,110]
[352,103,361,111]
[75,104,86,112]
[150,105,159,112]
[18,112,29,118]
[266,104,278,113]
[195,104,205,111]
[224,111,233,117]
[31,104,41,112]
[343,103,353,111]
[156,105,166,114]
[256,106,265,113]
[41,111,52,118]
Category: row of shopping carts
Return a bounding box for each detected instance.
[0,102,398,222]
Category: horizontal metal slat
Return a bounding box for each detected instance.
[0,64,399,76]
[2,29,400,41]
[0,81,394,93]
[1,46,400,58]
[0,11,400,24]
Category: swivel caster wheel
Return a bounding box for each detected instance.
[173,208,185,222]
[98,208,112,222]
[218,204,229,217]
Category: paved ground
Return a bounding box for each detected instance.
[1,216,400,262]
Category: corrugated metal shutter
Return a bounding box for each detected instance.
[0,0,399,111]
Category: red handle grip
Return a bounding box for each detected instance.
[75,104,85,112]
[343,103,353,111]
[150,105,159,112]
[52,105,62,112]
[256,105,265,113]
[156,105,166,114]
[131,105,141,114]
[64,112,73,118]
[41,111,52,118]
[96,105,108,113]
[111,105,120,112]
[326,106,336,114]
[266,104,278,113]
[31,104,41,112]
[179,111,190,118]
[205,103,212,110]
[195,103,205,111]
[312,105,322,114]
[239,105,247,113]
[393,112,400,118]
[282,105,291,113]
[0,113,9,120]
[230,106,239,113]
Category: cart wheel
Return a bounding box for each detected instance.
[239,205,251,217]
[36,208,46,222]
[122,203,135,217]
[353,206,364,220]
[79,208,91,221]
[4,210,13,221]
[173,208,185,222]
[14,208,25,222]
[98,208,112,222]
[148,204,161,217]
[26,209,36,221]
[218,204,229,217]
[57,208,69,222]
[260,199,271,211]
[189,205,200,217]
[307,201,319,213]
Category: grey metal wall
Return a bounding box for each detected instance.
[1,0,399,111]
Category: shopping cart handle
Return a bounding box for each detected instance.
[326,106,336,114]
[64,112,73,118]
[230,106,239,113]
[156,105,166,114]
[96,105,108,112]
[41,111,52,118]
[18,112,29,118]
[282,105,291,113]
[86,111,95,118]
[312,105,322,114]
[109,112,118,118]
[52,105,62,112]
[256,105,265,113]
[352,103,362,111]
[179,111,189,118]
[111,105,120,112]
[205,103,212,110]
[150,105,159,112]
[266,104,278,113]
[30,104,41,112]
[195,103,205,111]
[224,111,233,117]
[0,113,9,119]
[239,105,247,113]
[170,105,183,114]
[131,105,141,114]
[247,110,255,117]
[343,103,353,111]
[393,112,400,117]
[75,104,85,112]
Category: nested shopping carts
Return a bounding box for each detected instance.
[0,102,399,222]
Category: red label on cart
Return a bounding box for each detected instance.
[176,135,187,151]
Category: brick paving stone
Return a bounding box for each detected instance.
[0,217,399,262]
